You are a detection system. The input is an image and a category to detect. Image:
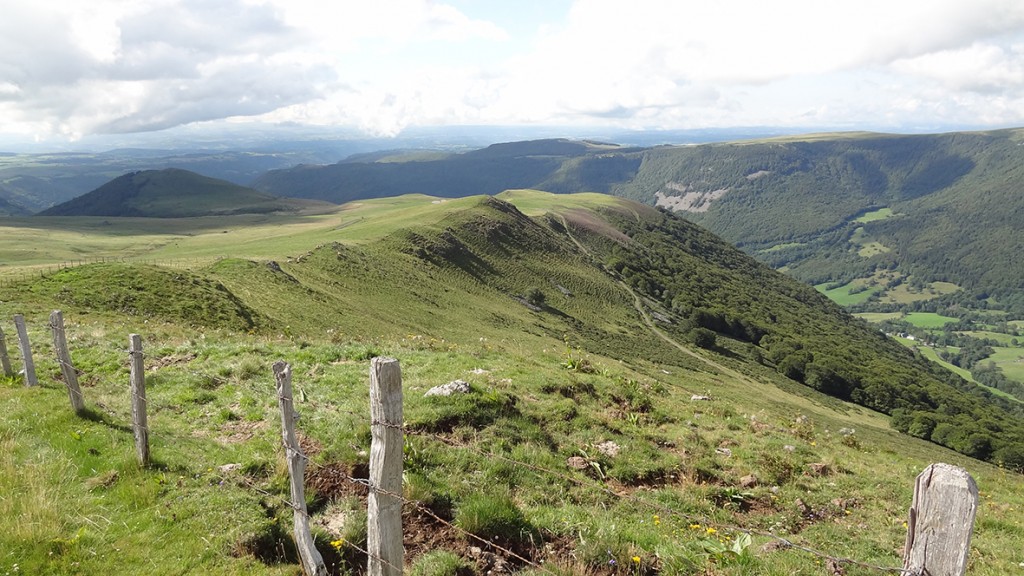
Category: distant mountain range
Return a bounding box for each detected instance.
[19,129,1024,311]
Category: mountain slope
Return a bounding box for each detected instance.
[17,191,1024,466]
[37,168,309,217]
[1,191,1022,574]
[252,138,640,203]
[615,130,1024,295]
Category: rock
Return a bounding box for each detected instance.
[424,379,471,397]
[218,463,242,473]
[469,368,489,374]
[739,474,758,488]
[715,447,732,457]
[782,445,796,452]
[838,427,856,436]
[690,394,712,401]
[567,456,589,470]
[795,498,812,516]
[807,462,830,476]
[760,540,788,553]
[596,440,620,458]
[826,558,847,575]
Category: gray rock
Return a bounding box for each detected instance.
[424,379,471,397]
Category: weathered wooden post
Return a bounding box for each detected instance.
[12,314,37,386]
[50,311,84,412]
[273,361,327,576]
[129,334,149,466]
[368,357,403,576]
[903,463,978,576]
[0,326,12,377]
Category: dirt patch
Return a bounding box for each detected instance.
[306,461,369,501]
[149,352,198,370]
[216,419,266,444]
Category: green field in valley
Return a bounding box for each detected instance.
[903,312,960,328]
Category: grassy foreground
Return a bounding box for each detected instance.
[0,191,1021,575]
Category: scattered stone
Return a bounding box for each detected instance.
[838,427,856,436]
[739,474,758,488]
[795,498,812,516]
[596,440,620,458]
[424,379,471,397]
[718,439,738,448]
[567,456,589,470]
[690,394,712,401]
[715,447,733,457]
[807,462,830,477]
[469,368,489,374]
[826,558,847,575]
[782,445,796,452]
[218,463,242,474]
[760,540,788,553]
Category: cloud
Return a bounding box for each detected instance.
[471,0,1024,129]
[2,0,1024,140]
[0,0,507,139]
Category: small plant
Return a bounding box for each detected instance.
[695,531,754,565]
[525,287,546,307]
[410,550,473,576]
[713,487,755,510]
[562,338,594,373]
[454,491,539,547]
[792,414,815,441]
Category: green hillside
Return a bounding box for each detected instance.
[252,139,641,203]
[253,130,1024,398]
[38,168,316,218]
[0,192,1022,574]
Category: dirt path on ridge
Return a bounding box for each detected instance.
[557,214,759,388]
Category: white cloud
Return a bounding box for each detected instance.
[2,0,1024,141]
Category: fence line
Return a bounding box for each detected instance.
[0,312,980,576]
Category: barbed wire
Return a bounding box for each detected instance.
[0,317,926,575]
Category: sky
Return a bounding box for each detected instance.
[2,0,1024,144]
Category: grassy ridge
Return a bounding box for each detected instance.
[0,192,1023,574]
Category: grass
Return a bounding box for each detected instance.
[903,312,959,329]
[855,312,902,323]
[849,227,891,257]
[853,207,895,223]
[0,191,1023,574]
[814,281,879,306]
[987,347,1024,382]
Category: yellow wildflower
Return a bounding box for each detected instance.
[330,538,345,551]
[632,556,641,564]
[706,527,717,535]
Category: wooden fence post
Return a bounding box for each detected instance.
[50,311,84,413]
[273,361,327,576]
[13,314,37,387]
[368,357,403,576]
[903,463,978,576]
[129,334,149,466]
[0,326,12,378]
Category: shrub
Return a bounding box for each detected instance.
[525,288,546,307]
[690,328,716,349]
